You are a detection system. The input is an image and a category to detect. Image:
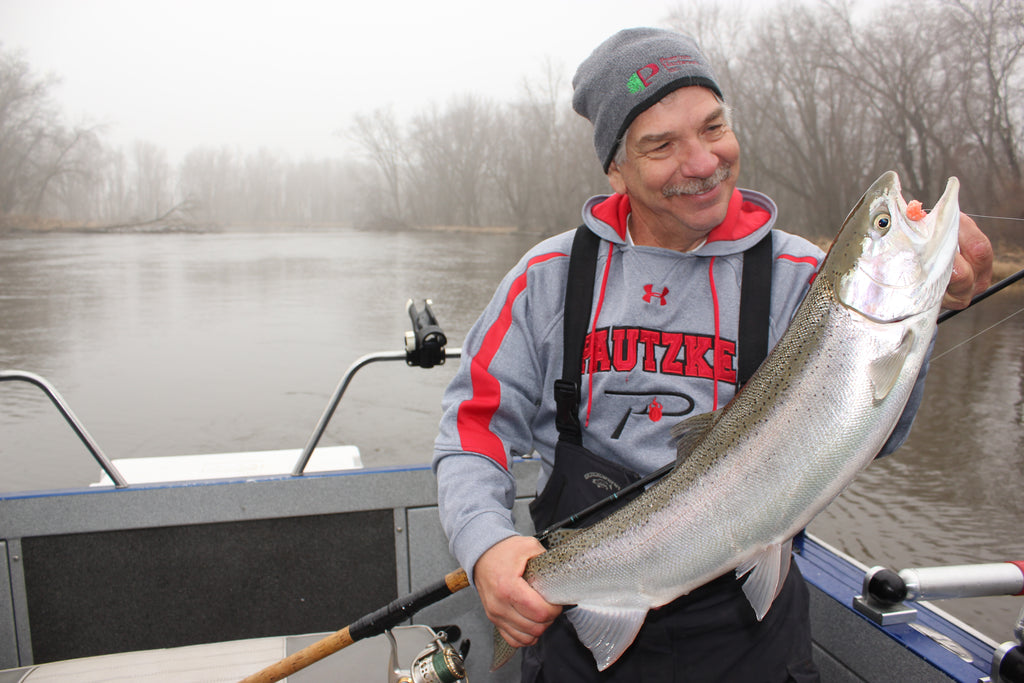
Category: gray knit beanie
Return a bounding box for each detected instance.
[573,28,723,172]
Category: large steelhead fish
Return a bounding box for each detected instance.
[495,171,961,671]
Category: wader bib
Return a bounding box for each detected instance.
[523,227,819,683]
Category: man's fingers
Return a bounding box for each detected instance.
[942,213,994,310]
[942,253,976,310]
[473,535,563,647]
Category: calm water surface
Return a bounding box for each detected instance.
[1,228,1021,641]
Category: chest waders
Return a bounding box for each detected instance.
[523,228,819,683]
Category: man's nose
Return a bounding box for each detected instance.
[674,139,719,178]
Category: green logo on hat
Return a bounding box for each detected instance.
[627,72,646,94]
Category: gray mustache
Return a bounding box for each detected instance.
[662,164,733,197]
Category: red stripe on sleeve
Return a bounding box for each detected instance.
[777,254,820,267]
[777,253,820,286]
[456,251,566,469]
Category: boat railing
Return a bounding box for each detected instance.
[292,299,462,475]
[0,369,129,487]
[0,299,459,487]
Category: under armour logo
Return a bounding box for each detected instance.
[643,285,669,305]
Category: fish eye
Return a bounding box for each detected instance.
[872,213,891,234]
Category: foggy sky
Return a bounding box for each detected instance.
[0,0,685,161]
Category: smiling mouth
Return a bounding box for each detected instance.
[663,163,732,198]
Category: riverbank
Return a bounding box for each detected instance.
[4,216,1022,279]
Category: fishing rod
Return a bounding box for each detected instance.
[241,265,1024,683]
[938,266,1024,323]
[238,569,470,683]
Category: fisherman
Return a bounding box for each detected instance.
[432,27,993,682]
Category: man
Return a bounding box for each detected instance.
[432,28,992,682]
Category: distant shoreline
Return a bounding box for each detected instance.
[3,220,1020,280]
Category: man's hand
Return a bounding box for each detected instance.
[473,535,562,648]
[943,213,993,310]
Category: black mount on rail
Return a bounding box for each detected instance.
[405,299,448,369]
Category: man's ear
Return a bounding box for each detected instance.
[607,160,627,195]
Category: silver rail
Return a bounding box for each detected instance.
[291,348,463,476]
[900,563,1024,602]
[0,370,129,488]
[856,561,1024,627]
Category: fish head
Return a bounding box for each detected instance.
[829,171,960,322]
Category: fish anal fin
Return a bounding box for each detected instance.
[736,539,793,620]
[671,409,721,462]
[565,604,648,671]
[869,329,915,402]
[490,627,518,671]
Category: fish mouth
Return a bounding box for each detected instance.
[862,175,960,285]
[839,172,960,322]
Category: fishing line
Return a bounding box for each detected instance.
[932,306,1024,362]
[965,213,1024,222]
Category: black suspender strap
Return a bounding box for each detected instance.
[554,227,773,444]
[737,232,773,387]
[554,226,600,446]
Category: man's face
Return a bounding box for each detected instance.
[607,86,740,246]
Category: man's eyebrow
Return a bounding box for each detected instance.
[705,105,727,123]
[633,107,727,147]
[635,131,674,147]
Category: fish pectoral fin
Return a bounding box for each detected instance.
[869,329,915,402]
[736,539,793,620]
[565,604,648,671]
[671,409,721,462]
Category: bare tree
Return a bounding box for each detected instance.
[738,4,883,237]
[0,46,98,224]
[942,0,1024,213]
[350,106,406,225]
[488,61,569,230]
[408,95,495,227]
[666,0,1022,239]
[131,141,172,219]
[179,146,244,225]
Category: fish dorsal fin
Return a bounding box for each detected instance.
[869,329,915,402]
[565,604,648,671]
[736,539,793,620]
[670,409,722,462]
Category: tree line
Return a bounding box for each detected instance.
[0,0,1020,244]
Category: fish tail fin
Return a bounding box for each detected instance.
[565,604,648,671]
[490,627,518,671]
[736,539,793,620]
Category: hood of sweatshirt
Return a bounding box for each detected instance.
[581,188,777,257]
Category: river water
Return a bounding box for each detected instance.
[1,228,1021,642]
